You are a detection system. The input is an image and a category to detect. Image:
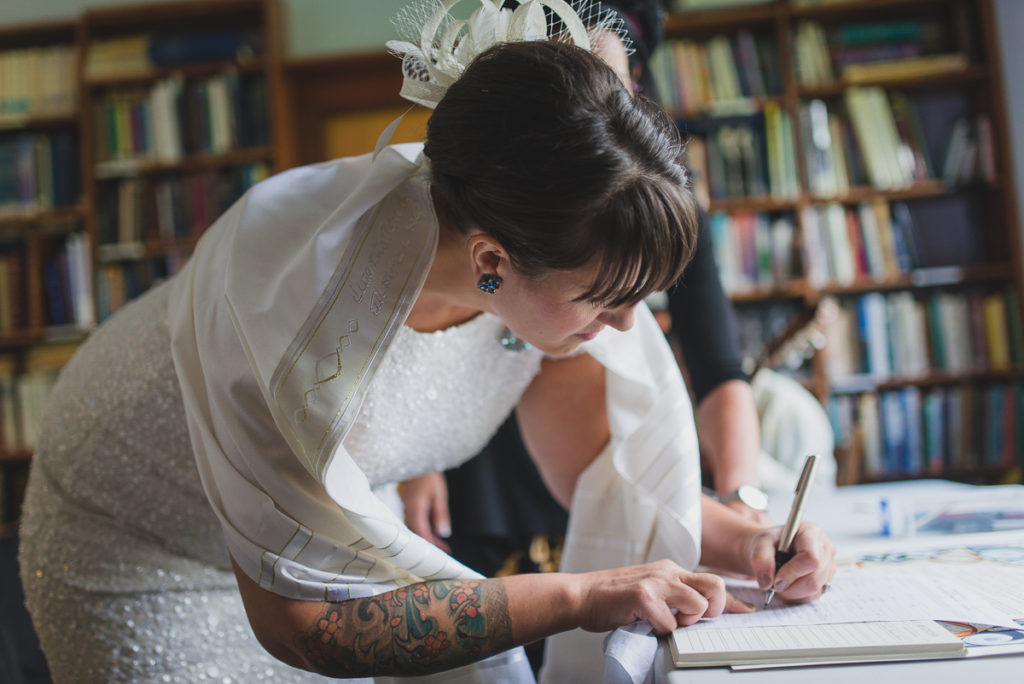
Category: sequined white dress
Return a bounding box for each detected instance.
[19,276,542,682]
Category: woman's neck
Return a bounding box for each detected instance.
[405,211,484,333]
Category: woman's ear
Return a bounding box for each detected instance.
[467,233,508,279]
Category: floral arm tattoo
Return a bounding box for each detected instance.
[296,579,516,677]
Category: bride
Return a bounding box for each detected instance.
[19,2,835,681]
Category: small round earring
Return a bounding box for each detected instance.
[477,274,502,294]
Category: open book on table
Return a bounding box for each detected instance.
[669,619,964,667]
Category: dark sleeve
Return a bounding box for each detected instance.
[667,209,748,404]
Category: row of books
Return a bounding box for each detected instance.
[830,381,1024,479]
[707,210,796,295]
[96,256,186,322]
[0,45,77,120]
[0,131,80,213]
[42,231,95,330]
[794,19,962,87]
[734,299,809,375]
[683,103,800,201]
[823,289,1024,383]
[85,30,264,80]
[798,97,865,195]
[95,162,269,250]
[942,114,998,186]
[0,343,77,451]
[850,87,928,190]
[801,199,918,286]
[648,31,781,113]
[91,71,270,164]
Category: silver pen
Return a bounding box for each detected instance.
[763,454,818,608]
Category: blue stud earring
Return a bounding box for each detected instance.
[477,274,502,294]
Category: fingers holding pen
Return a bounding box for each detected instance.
[771,522,836,604]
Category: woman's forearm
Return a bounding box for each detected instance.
[697,494,764,575]
[695,379,762,494]
[233,560,579,677]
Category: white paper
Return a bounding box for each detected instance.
[687,562,1021,631]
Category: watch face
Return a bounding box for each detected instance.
[738,485,769,511]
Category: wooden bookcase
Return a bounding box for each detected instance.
[0,0,289,535]
[78,0,287,321]
[660,0,1022,485]
[0,18,86,534]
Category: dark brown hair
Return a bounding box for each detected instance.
[424,39,696,307]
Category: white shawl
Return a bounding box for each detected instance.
[167,143,701,683]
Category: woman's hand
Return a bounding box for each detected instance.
[572,559,754,635]
[397,471,451,552]
[746,522,836,605]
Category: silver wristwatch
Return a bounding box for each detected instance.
[719,485,769,512]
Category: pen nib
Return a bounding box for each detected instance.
[763,589,775,609]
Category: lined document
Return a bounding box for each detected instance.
[671,620,965,667]
[687,563,1021,631]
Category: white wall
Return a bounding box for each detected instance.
[3,0,1023,254]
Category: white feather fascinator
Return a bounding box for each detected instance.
[387,0,632,109]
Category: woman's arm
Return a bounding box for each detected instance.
[669,212,767,521]
[232,556,739,677]
[514,352,609,509]
[695,379,767,521]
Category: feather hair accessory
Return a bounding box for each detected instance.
[387,0,632,109]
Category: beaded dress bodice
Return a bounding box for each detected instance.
[343,312,543,486]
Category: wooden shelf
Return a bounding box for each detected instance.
[97,237,201,262]
[0,18,76,46]
[0,205,86,230]
[807,180,950,204]
[830,366,1024,394]
[0,111,77,131]
[729,282,808,303]
[706,180,998,212]
[0,449,32,464]
[798,66,988,97]
[0,330,45,349]
[707,195,800,213]
[82,0,265,33]
[789,0,955,21]
[85,57,267,89]
[94,146,274,179]
[669,96,783,121]
[664,3,778,34]
[817,263,1014,295]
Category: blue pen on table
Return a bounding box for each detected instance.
[763,454,818,608]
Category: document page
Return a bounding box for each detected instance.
[687,563,1020,632]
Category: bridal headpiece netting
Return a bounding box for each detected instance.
[387,0,632,109]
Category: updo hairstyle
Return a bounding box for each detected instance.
[424,40,697,307]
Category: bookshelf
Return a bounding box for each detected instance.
[79,0,285,321]
[0,0,288,535]
[0,18,85,534]
[660,0,1022,486]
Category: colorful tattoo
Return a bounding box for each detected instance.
[296,579,514,677]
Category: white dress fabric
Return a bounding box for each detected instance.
[21,142,703,683]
